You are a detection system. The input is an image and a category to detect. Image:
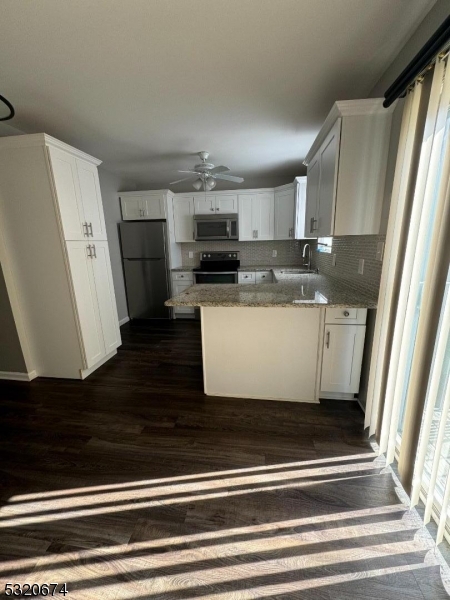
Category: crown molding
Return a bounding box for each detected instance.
[0,133,102,165]
[304,98,395,166]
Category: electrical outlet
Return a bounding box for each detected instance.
[376,241,385,262]
[332,253,337,267]
[358,258,365,275]
[272,250,277,258]
[189,251,194,259]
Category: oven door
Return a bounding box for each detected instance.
[195,219,229,240]
[194,271,238,284]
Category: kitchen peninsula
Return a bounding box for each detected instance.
[166,271,376,403]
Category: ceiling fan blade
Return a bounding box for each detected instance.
[210,165,230,174]
[169,175,197,185]
[177,170,199,174]
[214,173,244,183]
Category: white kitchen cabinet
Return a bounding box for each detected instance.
[120,193,166,220]
[171,271,195,316]
[294,177,311,239]
[173,196,195,242]
[216,195,238,213]
[255,271,273,283]
[238,192,274,241]
[304,99,393,237]
[0,133,121,380]
[321,323,366,394]
[194,195,216,215]
[275,187,295,240]
[48,147,107,241]
[66,241,120,367]
[194,194,238,215]
[238,271,256,284]
[66,241,106,367]
[76,158,108,239]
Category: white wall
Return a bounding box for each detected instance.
[97,167,135,322]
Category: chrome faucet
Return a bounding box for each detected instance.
[302,243,311,271]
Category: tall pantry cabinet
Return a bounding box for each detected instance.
[0,134,121,380]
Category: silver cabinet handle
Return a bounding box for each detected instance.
[88,222,93,237]
[216,207,219,211]
[310,217,318,233]
[255,230,258,239]
[83,222,88,237]
[92,244,96,258]
[326,331,330,349]
[344,310,350,317]
[210,208,214,211]
[87,244,92,258]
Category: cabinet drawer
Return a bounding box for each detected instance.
[238,271,255,284]
[172,271,194,282]
[325,307,367,325]
[256,271,273,283]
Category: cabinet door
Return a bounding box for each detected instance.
[48,146,87,240]
[216,195,238,213]
[274,189,295,239]
[76,158,107,240]
[173,196,195,242]
[121,196,143,220]
[317,119,341,237]
[174,282,195,314]
[142,194,166,219]
[238,271,255,284]
[238,195,254,240]
[90,241,121,354]
[66,241,105,368]
[321,324,366,394]
[305,155,320,237]
[194,195,215,215]
[254,192,274,240]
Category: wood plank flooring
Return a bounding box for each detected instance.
[0,320,448,599]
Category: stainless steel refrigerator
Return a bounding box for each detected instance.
[119,221,171,319]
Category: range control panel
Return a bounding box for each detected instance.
[201,252,240,261]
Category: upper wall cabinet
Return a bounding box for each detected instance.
[48,146,107,240]
[238,192,274,241]
[194,194,238,215]
[304,99,394,237]
[120,192,166,220]
[274,185,295,240]
[173,195,195,242]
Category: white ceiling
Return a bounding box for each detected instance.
[0,0,436,191]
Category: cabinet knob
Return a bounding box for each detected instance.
[210,208,214,211]
[344,310,350,317]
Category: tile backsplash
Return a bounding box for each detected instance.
[311,235,385,299]
[181,240,306,267]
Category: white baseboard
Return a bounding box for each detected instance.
[0,370,37,382]
[320,392,357,401]
[119,316,130,326]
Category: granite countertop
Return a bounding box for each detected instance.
[165,272,377,309]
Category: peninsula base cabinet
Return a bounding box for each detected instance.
[320,308,367,399]
[0,134,121,380]
[171,272,195,317]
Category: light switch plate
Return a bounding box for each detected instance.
[358,258,365,275]
[189,251,194,259]
[332,254,337,267]
[272,250,277,257]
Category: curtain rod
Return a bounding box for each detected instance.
[384,15,450,108]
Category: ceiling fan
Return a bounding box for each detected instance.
[170,151,244,191]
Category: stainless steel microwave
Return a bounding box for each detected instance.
[194,214,239,241]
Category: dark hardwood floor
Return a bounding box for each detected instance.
[0,320,448,599]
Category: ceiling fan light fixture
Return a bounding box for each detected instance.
[192,179,203,190]
[205,177,216,191]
